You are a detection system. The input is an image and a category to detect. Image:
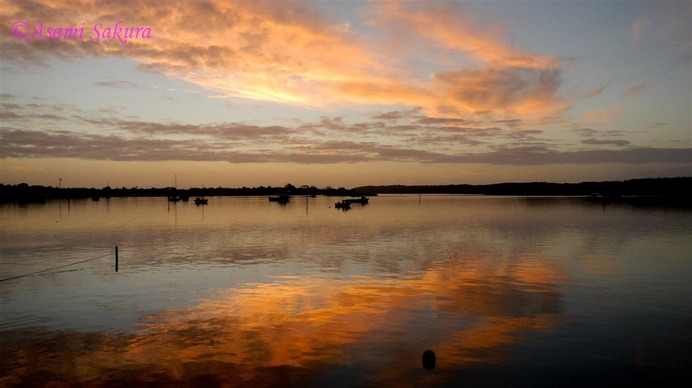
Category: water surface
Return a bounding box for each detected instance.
[1,196,690,386]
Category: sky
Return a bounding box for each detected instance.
[0,0,690,189]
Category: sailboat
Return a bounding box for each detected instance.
[168,174,187,202]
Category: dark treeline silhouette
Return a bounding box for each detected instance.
[0,183,364,203]
[354,177,692,197]
[1,177,690,204]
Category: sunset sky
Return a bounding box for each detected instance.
[1,0,690,188]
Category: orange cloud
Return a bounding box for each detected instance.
[0,0,568,118]
[432,67,569,117]
[372,0,559,70]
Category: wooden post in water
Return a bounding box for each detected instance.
[115,246,119,272]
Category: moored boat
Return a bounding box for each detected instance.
[344,196,369,205]
[584,193,620,204]
[334,200,351,210]
[269,194,290,204]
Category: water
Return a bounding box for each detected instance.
[1,195,690,386]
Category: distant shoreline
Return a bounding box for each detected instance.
[1,177,690,204]
[353,176,692,196]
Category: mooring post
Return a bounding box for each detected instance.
[115,246,119,272]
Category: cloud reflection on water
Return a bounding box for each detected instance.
[1,252,564,386]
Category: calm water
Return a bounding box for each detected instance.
[1,195,690,386]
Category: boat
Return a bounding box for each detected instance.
[194,197,208,205]
[269,194,290,204]
[344,196,369,205]
[334,200,351,210]
[584,193,620,204]
[168,175,187,202]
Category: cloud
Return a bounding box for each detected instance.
[2,126,689,167]
[587,84,608,98]
[431,67,566,116]
[2,94,689,167]
[571,127,626,139]
[0,0,569,118]
[371,0,558,70]
[441,146,692,165]
[631,1,692,61]
[580,104,625,124]
[371,109,420,121]
[1,0,382,102]
[624,83,646,97]
[364,0,569,117]
[93,80,139,88]
[581,138,631,147]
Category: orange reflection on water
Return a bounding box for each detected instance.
[137,278,399,368]
[1,253,566,385]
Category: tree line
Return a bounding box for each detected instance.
[0,183,367,203]
[354,177,692,196]
[2,177,690,204]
